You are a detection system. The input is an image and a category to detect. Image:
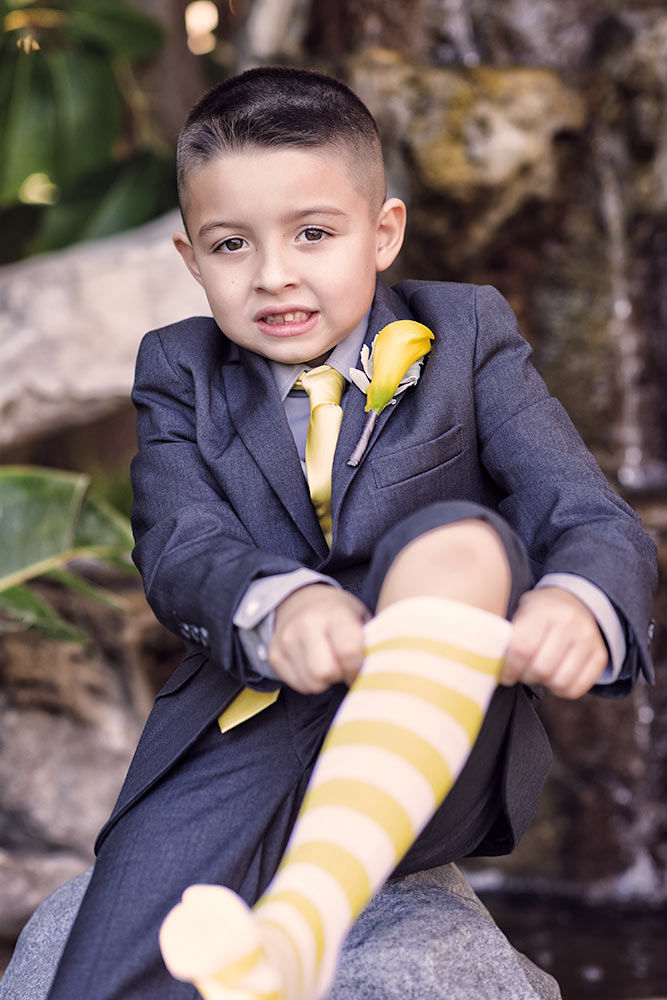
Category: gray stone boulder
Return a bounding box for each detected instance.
[0,211,209,450]
[331,865,562,999]
[0,864,560,999]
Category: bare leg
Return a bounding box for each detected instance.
[376,519,511,614]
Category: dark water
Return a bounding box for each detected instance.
[480,892,667,1000]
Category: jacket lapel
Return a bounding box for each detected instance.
[222,348,328,559]
[330,282,414,533]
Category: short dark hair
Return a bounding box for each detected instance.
[177,66,386,228]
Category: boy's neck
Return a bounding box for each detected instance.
[269,311,371,402]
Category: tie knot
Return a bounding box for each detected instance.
[295,365,345,408]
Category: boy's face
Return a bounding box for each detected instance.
[174,147,406,365]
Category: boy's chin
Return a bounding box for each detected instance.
[297,350,331,366]
[257,341,345,367]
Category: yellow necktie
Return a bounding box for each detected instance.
[218,685,279,734]
[294,365,346,548]
[218,366,345,735]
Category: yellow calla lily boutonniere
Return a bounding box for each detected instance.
[347,320,434,467]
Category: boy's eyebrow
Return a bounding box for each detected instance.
[197,206,347,240]
[197,220,243,239]
[285,206,348,219]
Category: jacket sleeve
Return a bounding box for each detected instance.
[472,285,657,696]
[130,329,303,688]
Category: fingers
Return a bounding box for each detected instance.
[546,643,608,700]
[270,583,611,700]
[503,624,607,698]
[270,630,338,693]
[270,585,368,693]
[501,587,610,699]
[331,616,367,686]
[271,625,364,693]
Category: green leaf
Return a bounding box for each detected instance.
[0,584,88,642]
[66,0,163,59]
[0,34,16,143]
[1,1,163,58]
[0,466,134,640]
[77,151,175,242]
[45,567,129,610]
[27,158,118,249]
[96,553,138,577]
[0,47,58,205]
[2,3,54,12]
[74,495,134,554]
[0,467,133,589]
[27,195,95,251]
[46,48,122,185]
[0,466,90,588]
[33,151,176,252]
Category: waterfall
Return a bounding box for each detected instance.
[595,130,667,491]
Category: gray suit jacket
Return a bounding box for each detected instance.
[96,279,656,856]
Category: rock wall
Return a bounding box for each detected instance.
[0,578,183,942]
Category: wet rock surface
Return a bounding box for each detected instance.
[341,26,667,480]
[349,50,585,269]
[462,503,667,904]
[0,578,183,941]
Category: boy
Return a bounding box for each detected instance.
[46,67,656,1000]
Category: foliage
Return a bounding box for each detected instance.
[0,0,176,262]
[0,465,135,642]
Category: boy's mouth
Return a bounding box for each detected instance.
[261,310,312,326]
[255,308,319,337]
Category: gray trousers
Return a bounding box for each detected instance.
[1,864,561,999]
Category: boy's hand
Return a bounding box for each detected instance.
[270,585,370,693]
[501,587,609,699]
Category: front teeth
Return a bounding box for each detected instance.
[263,311,310,325]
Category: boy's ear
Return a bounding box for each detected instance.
[173,231,203,286]
[375,197,407,273]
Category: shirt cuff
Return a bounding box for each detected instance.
[535,572,626,684]
[233,569,341,680]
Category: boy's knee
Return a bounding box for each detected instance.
[378,518,512,615]
[395,518,509,575]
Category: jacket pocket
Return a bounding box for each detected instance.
[371,424,463,488]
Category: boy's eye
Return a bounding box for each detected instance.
[217,237,246,252]
[300,227,326,242]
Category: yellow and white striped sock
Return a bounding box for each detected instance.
[159,596,511,1000]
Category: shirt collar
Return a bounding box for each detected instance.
[269,310,371,402]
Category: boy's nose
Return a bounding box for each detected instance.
[253,244,298,293]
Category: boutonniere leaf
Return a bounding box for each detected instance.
[347,320,434,466]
